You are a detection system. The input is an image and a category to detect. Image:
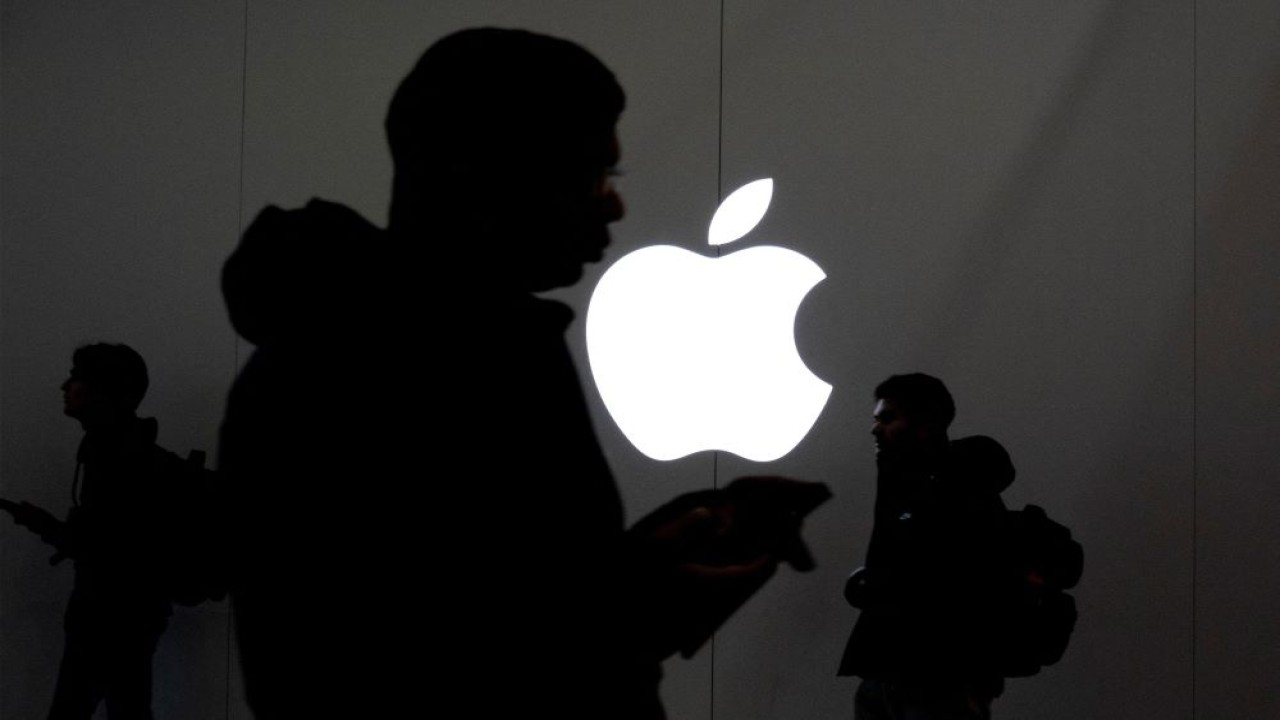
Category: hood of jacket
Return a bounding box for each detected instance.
[946,434,1016,496]
[223,199,384,347]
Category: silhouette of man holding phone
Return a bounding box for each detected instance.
[220,27,827,719]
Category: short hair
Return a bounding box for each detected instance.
[385,27,626,180]
[874,373,955,429]
[71,343,149,412]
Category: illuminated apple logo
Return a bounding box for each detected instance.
[586,178,832,462]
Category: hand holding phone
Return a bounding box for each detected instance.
[1,498,69,561]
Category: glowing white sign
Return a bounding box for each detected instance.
[586,178,832,462]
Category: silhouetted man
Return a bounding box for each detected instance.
[220,27,822,720]
[1,344,171,720]
[838,374,1013,720]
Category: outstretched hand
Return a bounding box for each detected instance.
[1,498,59,533]
[636,499,780,581]
[626,475,832,659]
[631,475,831,571]
[0,498,69,562]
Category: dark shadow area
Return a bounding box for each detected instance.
[218,28,828,719]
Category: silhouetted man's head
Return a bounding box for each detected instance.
[386,28,626,291]
[62,344,148,425]
[870,373,953,462]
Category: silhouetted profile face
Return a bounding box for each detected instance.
[61,370,96,420]
[870,398,944,463]
[870,373,953,466]
[386,28,627,292]
[61,344,148,426]
[523,127,625,289]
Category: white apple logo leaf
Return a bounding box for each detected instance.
[708,178,773,246]
[587,177,832,462]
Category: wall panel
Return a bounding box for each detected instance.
[1195,0,1280,716]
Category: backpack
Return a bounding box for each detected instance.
[994,504,1083,677]
[154,448,230,606]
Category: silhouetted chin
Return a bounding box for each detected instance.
[529,264,586,293]
[874,447,912,470]
[526,231,610,291]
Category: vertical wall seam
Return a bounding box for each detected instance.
[718,0,726,209]
[1190,1,1199,717]
[227,2,251,719]
[234,2,250,375]
[710,4,727,719]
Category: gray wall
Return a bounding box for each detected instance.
[2,2,1276,718]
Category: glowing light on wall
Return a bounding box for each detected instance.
[586,178,832,462]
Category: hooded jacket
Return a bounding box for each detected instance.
[838,435,1015,688]
[220,199,639,717]
[66,415,173,618]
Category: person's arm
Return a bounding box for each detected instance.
[624,476,830,659]
[0,498,71,563]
